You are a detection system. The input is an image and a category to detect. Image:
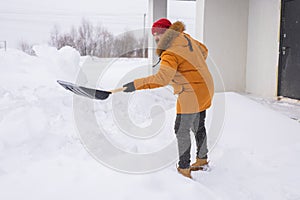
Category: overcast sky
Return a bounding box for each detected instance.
[0,0,196,48]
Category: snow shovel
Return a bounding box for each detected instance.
[57,80,126,100]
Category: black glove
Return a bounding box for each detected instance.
[123,82,136,92]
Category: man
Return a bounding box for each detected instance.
[123,18,214,179]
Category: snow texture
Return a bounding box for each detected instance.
[0,46,300,200]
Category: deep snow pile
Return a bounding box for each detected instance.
[0,46,80,158]
[0,46,300,200]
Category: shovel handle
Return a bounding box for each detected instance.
[110,87,127,94]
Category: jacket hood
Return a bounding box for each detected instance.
[156,21,186,56]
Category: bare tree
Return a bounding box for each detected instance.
[49,25,61,48]
[94,26,114,57]
[136,35,148,58]
[18,41,35,55]
[76,19,95,56]
[48,18,143,58]
[113,32,137,57]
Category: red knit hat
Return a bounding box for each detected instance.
[151,18,172,35]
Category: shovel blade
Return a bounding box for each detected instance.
[57,80,112,100]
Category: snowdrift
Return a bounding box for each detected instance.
[0,46,300,200]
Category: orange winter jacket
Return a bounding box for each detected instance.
[133,21,214,114]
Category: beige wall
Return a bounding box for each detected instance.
[245,0,281,97]
[203,0,249,92]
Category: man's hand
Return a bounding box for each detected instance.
[123,82,136,92]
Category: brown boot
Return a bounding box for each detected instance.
[177,167,192,179]
[191,157,208,171]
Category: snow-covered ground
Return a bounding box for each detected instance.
[245,94,300,123]
[0,46,300,200]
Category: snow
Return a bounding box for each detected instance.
[245,94,300,123]
[0,46,300,199]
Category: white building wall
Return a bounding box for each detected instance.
[195,0,205,42]
[202,0,249,92]
[245,0,281,97]
[148,0,168,74]
[151,0,281,97]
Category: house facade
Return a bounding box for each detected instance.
[148,0,300,100]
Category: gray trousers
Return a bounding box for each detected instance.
[174,110,208,169]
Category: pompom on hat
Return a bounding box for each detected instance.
[151,18,172,35]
